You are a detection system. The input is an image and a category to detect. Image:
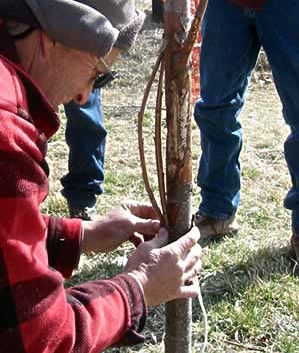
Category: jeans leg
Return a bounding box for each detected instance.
[61,89,107,208]
[194,0,260,218]
[256,0,299,233]
[152,0,164,22]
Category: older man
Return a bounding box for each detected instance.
[0,0,202,352]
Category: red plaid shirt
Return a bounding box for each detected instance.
[0,24,146,352]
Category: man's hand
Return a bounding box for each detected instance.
[81,201,160,253]
[124,226,202,307]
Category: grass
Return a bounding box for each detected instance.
[43,1,299,352]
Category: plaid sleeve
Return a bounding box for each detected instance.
[0,104,147,352]
[44,215,83,278]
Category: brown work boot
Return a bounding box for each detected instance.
[290,234,299,262]
[194,212,239,240]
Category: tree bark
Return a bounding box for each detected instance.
[164,1,193,352]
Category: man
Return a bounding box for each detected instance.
[62,90,107,220]
[0,0,202,352]
[194,0,299,256]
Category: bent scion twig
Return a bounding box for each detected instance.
[154,59,168,227]
[137,47,165,225]
[137,0,208,352]
[138,0,207,225]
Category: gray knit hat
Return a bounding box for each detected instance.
[2,0,145,57]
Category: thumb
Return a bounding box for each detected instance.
[147,228,168,249]
[133,217,160,235]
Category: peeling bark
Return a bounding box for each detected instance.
[164,1,193,352]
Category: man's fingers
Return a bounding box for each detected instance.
[133,217,160,235]
[183,226,201,245]
[147,228,168,248]
[182,262,202,284]
[177,278,200,299]
[122,201,158,219]
[129,233,144,247]
[130,227,168,249]
[129,232,157,247]
[165,227,200,256]
[183,244,202,271]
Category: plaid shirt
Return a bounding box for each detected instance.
[0,24,146,352]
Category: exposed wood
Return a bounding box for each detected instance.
[164,0,193,351]
[164,0,208,352]
[138,1,208,351]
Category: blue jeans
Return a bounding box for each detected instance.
[61,89,107,208]
[194,0,299,233]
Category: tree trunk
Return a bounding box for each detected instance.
[164,1,193,352]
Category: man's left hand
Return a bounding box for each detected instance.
[81,201,160,253]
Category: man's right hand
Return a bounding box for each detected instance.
[124,226,202,307]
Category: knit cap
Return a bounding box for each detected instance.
[0,0,145,57]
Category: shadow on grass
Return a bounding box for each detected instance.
[64,240,297,350]
[192,243,297,320]
[64,253,124,288]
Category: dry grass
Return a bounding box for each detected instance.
[44,1,299,352]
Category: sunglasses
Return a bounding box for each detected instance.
[93,70,118,89]
[93,57,118,89]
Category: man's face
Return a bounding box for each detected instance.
[43,44,121,110]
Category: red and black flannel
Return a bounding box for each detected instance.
[0,23,146,352]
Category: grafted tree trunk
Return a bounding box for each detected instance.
[164,1,193,352]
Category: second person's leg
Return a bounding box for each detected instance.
[194,0,261,237]
[257,0,299,258]
[61,89,107,220]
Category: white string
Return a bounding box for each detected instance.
[197,284,209,353]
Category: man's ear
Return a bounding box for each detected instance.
[39,30,55,59]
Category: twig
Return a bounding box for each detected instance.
[224,339,268,352]
[154,58,168,228]
[183,0,208,57]
[138,47,166,223]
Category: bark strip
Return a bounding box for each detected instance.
[164,1,193,352]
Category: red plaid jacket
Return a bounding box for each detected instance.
[0,24,146,353]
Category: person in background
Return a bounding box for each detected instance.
[62,89,107,220]
[194,0,299,259]
[0,0,202,351]
[152,0,164,23]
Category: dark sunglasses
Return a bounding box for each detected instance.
[93,70,118,89]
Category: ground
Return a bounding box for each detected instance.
[44,2,299,352]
